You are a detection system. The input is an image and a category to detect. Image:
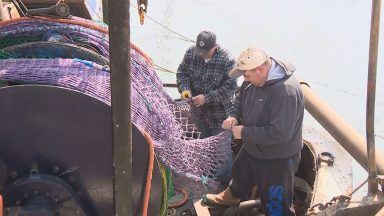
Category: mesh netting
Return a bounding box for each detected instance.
[0,36,42,50]
[0,17,232,197]
[0,17,109,57]
[0,50,12,59]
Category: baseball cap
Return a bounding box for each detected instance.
[195,30,216,56]
[229,48,269,78]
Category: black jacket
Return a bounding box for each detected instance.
[230,59,304,159]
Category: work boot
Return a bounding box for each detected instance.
[205,187,240,206]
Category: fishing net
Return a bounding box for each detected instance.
[0,36,42,49]
[0,17,232,197]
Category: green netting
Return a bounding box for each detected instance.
[0,49,13,59]
[0,80,8,87]
[159,160,169,216]
[0,36,43,50]
[157,160,177,216]
[166,168,174,198]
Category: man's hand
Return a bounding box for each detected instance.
[231,125,243,139]
[181,90,191,100]
[192,94,206,107]
[222,117,238,130]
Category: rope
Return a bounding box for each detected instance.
[309,178,368,213]
[140,129,155,216]
[159,161,169,216]
[130,43,154,66]
[0,194,3,216]
[167,188,188,208]
[348,178,368,197]
[154,64,177,74]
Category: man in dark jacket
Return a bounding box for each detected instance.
[176,31,237,138]
[206,47,304,216]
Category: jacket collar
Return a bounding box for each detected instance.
[263,58,295,86]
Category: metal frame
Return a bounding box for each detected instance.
[108,0,132,215]
[366,0,381,196]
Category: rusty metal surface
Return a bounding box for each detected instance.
[366,0,381,195]
[316,182,384,215]
[317,202,384,216]
[303,127,353,211]
[21,0,101,20]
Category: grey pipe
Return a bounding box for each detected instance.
[108,0,132,215]
[300,83,384,175]
[366,0,381,196]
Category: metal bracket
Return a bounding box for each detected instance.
[309,195,351,214]
[167,208,177,216]
[318,152,335,166]
[26,2,70,17]
[137,0,148,24]
[335,195,352,203]
[378,175,384,191]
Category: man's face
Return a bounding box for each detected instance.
[198,46,215,59]
[243,66,267,87]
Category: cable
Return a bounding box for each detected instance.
[0,194,3,216]
[130,3,195,43]
[84,1,104,22]
[154,64,177,74]
[147,34,196,43]
[167,188,188,208]
[140,130,155,216]
[10,0,26,16]
[15,0,28,13]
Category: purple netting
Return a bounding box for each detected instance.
[0,28,232,197]
[0,18,109,56]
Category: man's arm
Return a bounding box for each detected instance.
[176,50,192,94]
[222,83,243,130]
[204,59,237,104]
[229,82,246,121]
[241,85,303,146]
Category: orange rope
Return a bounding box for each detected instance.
[140,130,155,216]
[167,188,188,208]
[130,43,154,66]
[0,194,3,216]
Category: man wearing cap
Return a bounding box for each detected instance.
[206,48,304,216]
[176,31,237,138]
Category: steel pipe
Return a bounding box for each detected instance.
[366,0,381,196]
[300,83,384,175]
[109,0,132,215]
